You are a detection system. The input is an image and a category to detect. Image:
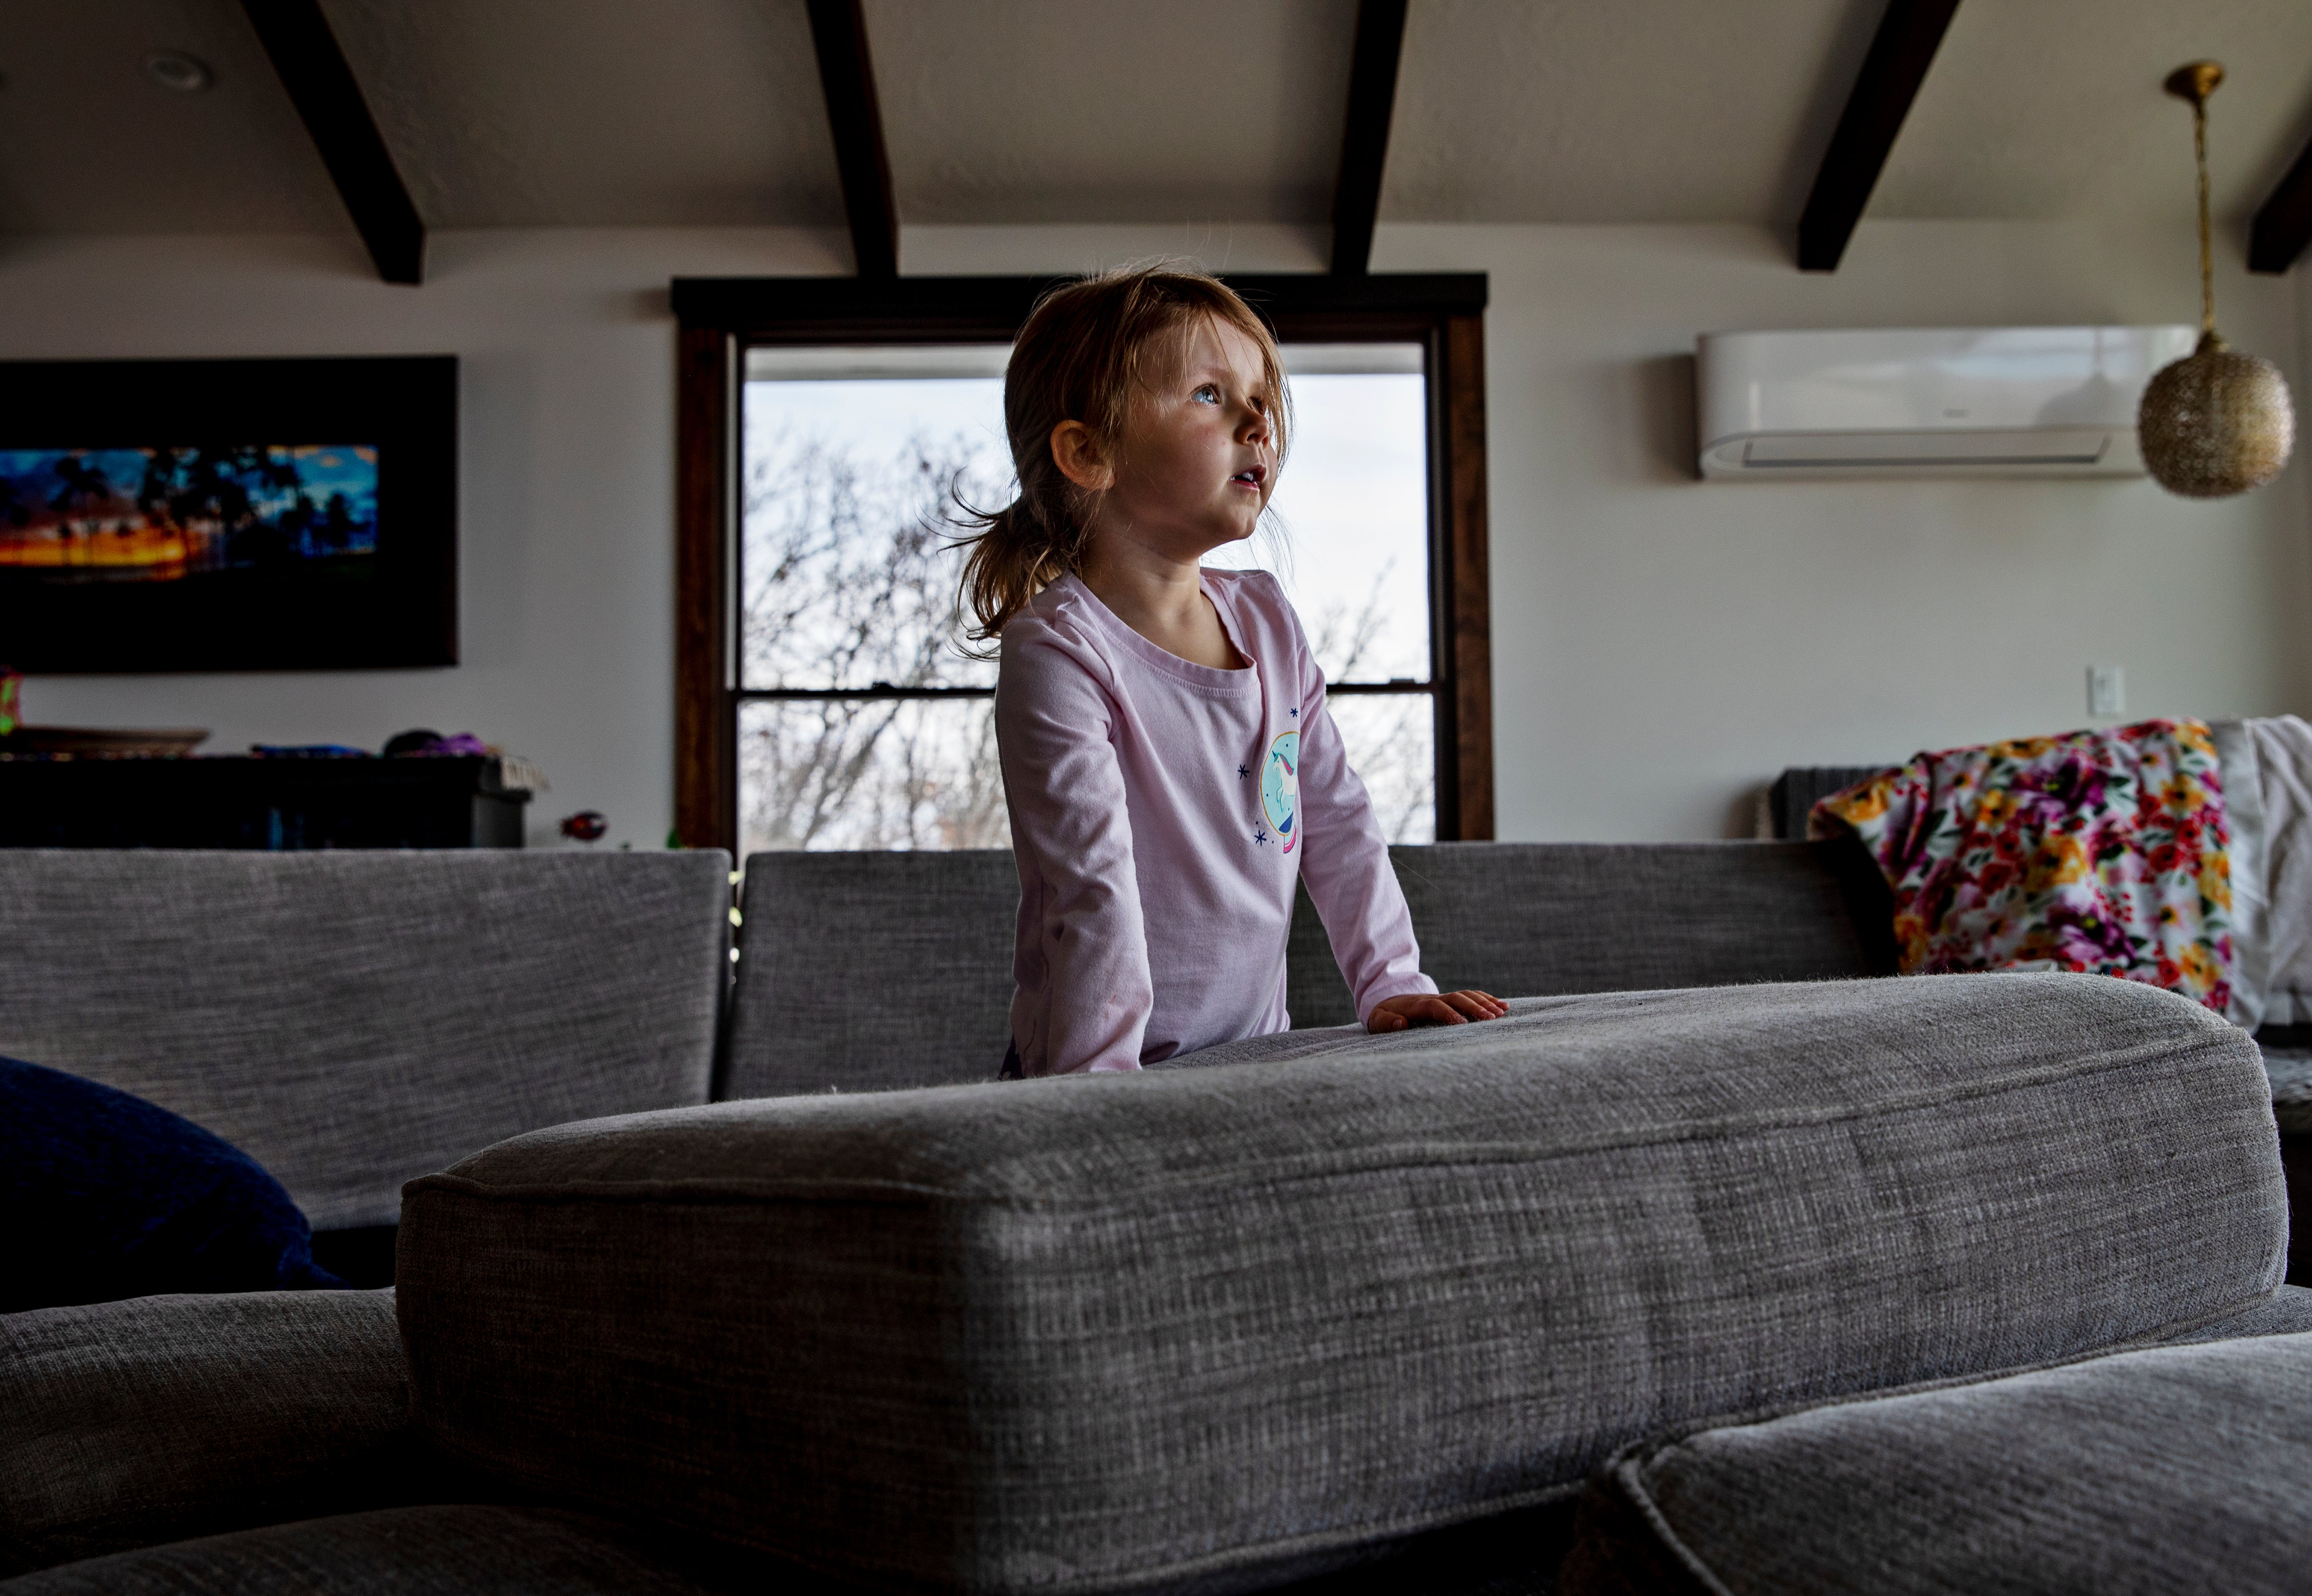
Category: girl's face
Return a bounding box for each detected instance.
[1097,317,1279,562]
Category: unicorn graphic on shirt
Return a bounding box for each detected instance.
[1261,730,1300,855]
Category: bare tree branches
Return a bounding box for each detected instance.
[739,425,1011,852]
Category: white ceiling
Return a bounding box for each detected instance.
[1382,0,1882,223]
[0,0,2309,247]
[865,0,1357,225]
[320,0,841,228]
[0,0,343,233]
[1870,0,2312,223]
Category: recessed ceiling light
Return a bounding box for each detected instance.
[143,51,212,92]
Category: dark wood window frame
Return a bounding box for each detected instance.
[670,272,1493,854]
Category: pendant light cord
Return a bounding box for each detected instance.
[2193,96,2214,338]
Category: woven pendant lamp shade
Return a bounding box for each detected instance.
[2138,61,2295,499]
[2140,331,2295,498]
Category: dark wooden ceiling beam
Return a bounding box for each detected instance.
[1331,0,1409,277]
[240,0,423,285]
[1795,0,1962,272]
[2250,133,2312,274]
[669,272,1487,332]
[806,0,899,280]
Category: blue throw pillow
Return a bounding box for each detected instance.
[1,1055,342,1312]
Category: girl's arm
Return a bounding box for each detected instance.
[1292,684,1442,1027]
[994,626,1154,1073]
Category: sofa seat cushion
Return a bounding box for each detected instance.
[1559,1330,2312,1596]
[0,1289,417,1575]
[397,974,2284,1596]
[0,1506,753,1596]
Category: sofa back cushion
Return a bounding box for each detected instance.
[0,850,731,1230]
[724,850,1016,1100]
[1290,839,1894,1025]
[398,972,2283,1596]
[726,841,1892,1093]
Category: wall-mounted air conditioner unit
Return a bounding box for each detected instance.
[1695,326,2197,479]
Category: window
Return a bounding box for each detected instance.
[674,275,1492,858]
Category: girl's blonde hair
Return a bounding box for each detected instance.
[955,262,1290,645]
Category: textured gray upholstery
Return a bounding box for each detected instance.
[397,973,2280,1596]
[2263,1047,2312,1133]
[1561,1331,2312,1596]
[725,849,1017,1099]
[0,850,731,1228]
[1290,840,1893,1026]
[2157,1283,2312,1343]
[0,1506,753,1596]
[726,841,1892,1092]
[0,1290,415,1575]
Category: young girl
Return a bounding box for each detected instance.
[962,264,1505,1076]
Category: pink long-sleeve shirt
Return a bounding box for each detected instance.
[996,568,1435,1075]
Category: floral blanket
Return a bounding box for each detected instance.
[1809,719,2236,1013]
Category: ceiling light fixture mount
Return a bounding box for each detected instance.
[142,51,213,93]
[2137,59,2295,499]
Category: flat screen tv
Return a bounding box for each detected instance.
[0,355,457,671]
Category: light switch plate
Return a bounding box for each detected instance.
[2088,665,2126,718]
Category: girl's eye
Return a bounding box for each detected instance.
[1193,384,1221,404]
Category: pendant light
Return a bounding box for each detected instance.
[2137,61,2295,499]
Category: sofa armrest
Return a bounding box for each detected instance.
[0,1288,421,1575]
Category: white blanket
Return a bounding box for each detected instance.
[2217,714,2312,1028]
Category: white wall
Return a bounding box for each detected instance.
[2,219,2305,846]
[1379,220,2312,840]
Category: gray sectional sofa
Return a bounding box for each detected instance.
[2,843,2307,1593]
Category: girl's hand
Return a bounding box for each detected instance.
[1367,990,1509,1033]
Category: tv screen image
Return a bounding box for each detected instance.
[0,445,379,583]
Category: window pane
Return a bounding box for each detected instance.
[741,360,1011,692]
[1326,693,1436,844]
[1205,349,1430,685]
[736,341,1438,851]
[740,696,1008,854]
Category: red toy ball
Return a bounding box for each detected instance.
[559,810,608,842]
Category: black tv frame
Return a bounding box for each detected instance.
[0,354,457,672]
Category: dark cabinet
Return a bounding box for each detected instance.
[0,756,529,848]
